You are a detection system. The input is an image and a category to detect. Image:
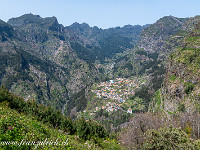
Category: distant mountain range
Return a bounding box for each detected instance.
[0,13,199,118]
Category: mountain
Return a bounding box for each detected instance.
[138,16,187,53]
[1,13,197,117]
[0,14,147,116]
[113,16,190,91]
[65,22,147,63]
[1,14,100,114]
[1,13,200,150]
[152,16,200,113]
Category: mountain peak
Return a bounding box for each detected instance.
[7,14,41,26]
[156,15,187,26]
[69,22,91,29]
[7,14,58,27]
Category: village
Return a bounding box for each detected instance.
[90,77,148,114]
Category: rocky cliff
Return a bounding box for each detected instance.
[1,14,100,114]
[148,16,200,113]
[162,17,200,113]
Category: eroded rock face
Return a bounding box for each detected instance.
[145,16,200,114]
[162,19,200,113]
[163,60,199,113]
[0,15,101,113]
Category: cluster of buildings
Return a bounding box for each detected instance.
[105,102,120,112]
[91,78,138,103]
[90,102,132,115]
[89,77,148,115]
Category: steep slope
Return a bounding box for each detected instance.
[116,17,200,149]
[114,16,187,73]
[0,87,121,149]
[7,14,68,64]
[113,16,187,91]
[65,23,146,63]
[0,19,14,42]
[0,15,100,114]
[160,17,200,113]
[138,16,187,53]
[0,38,69,110]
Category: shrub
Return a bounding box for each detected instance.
[184,82,195,94]
[142,125,195,150]
[75,117,108,141]
[178,103,186,112]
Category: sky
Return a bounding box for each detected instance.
[0,0,200,29]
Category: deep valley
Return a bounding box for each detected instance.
[0,13,200,149]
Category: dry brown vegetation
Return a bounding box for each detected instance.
[118,112,200,149]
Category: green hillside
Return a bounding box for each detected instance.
[0,86,122,149]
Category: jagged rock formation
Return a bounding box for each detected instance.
[1,14,100,114]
